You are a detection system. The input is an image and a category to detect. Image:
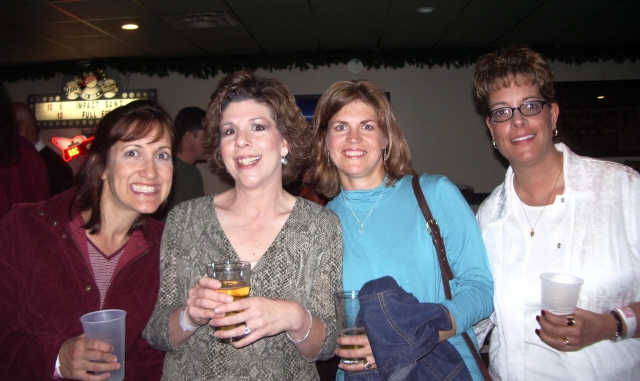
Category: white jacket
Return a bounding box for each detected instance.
[476,143,640,380]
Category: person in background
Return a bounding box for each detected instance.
[155,106,207,222]
[473,45,640,380]
[143,71,342,380]
[310,79,493,380]
[0,85,48,218]
[298,167,328,205]
[0,100,174,380]
[14,102,74,197]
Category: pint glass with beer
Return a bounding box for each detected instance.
[334,290,366,364]
[207,261,251,343]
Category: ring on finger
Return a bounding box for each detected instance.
[566,316,576,326]
[562,337,570,350]
[363,361,371,371]
[244,323,252,336]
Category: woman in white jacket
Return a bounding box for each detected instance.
[473,45,640,380]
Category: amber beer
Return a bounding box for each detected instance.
[206,261,252,343]
[216,280,251,332]
[338,327,366,364]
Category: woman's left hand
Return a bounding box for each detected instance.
[536,308,616,351]
[210,296,301,348]
[335,334,377,372]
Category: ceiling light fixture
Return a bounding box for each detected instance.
[417,7,436,13]
[597,95,605,99]
[348,59,363,73]
[121,24,138,30]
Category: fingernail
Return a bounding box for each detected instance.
[541,310,546,316]
[536,315,540,322]
[535,329,540,336]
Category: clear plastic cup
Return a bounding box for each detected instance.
[79,309,126,381]
[540,273,583,315]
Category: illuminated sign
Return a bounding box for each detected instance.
[28,90,157,129]
[51,135,94,162]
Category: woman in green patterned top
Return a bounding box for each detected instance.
[143,71,343,380]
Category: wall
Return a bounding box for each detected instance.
[5,59,640,196]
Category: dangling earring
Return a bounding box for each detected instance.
[552,127,558,137]
[281,156,288,165]
[492,139,497,149]
[327,150,331,166]
[382,148,388,161]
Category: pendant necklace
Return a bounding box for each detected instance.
[341,189,384,234]
[514,156,563,238]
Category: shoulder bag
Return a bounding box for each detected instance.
[412,175,492,381]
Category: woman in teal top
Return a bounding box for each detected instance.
[310,80,493,381]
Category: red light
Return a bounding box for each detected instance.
[52,135,94,162]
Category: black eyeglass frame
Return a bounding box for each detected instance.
[488,101,549,122]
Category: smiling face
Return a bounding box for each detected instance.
[219,100,289,190]
[101,127,173,218]
[326,100,388,190]
[486,79,559,168]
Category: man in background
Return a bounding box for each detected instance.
[0,88,48,218]
[14,102,73,197]
[156,106,207,222]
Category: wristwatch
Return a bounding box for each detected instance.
[610,310,624,342]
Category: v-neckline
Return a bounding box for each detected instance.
[208,195,301,268]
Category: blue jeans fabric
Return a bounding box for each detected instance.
[345,276,472,381]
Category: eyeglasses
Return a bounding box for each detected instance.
[489,101,548,122]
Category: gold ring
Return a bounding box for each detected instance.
[363,361,371,371]
[566,316,576,326]
[563,337,570,349]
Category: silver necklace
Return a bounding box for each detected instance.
[514,157,563,238]
[341,190,384,234]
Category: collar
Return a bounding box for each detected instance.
[34,139,46,152]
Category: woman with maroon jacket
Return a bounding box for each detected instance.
[0,100,175,381]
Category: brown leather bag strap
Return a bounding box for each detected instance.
[412,175,454,297]
[412,175,492,381]
[462,332,493,381]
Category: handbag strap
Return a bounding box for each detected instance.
[412,175,492,381]
[412,176,454,297]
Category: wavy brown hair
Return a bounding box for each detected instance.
[74,100,175,235]
[310,80,415,198]
[473,45,556,116]
[205,71,310,185]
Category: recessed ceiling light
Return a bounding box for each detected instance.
[417,6,436,13]
[597,95,605,99]
[122,24,138,30]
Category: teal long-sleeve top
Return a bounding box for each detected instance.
[328,174,493,381]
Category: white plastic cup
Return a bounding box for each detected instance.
[79,309,126,381]
[540,273,584,315]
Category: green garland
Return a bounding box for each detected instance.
[1,45,638,83]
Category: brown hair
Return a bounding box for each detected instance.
[75,100,176,235]
[310,80,415,198]
[473,45,556,116]
[205,71,310,185]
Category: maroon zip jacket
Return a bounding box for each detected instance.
[0,189,165,380]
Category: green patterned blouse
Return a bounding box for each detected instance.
[143,196,343,381]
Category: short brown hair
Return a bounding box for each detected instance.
[75,100,175,235]
[473,45,556,116]
[310,80,415,198]
[205,71,310,185]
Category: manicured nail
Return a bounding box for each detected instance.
[536,315,540,322]
[541,310,546,316]
[535,329,540,336]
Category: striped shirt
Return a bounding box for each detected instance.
[87,238,126,308]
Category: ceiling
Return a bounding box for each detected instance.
[0,0,638,67]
